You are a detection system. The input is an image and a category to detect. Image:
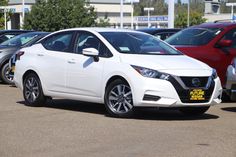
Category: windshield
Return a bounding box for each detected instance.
[165,27,222,46]
[100,32,182,55]
[0,33,40,47]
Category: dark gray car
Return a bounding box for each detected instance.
[0,32,49,84]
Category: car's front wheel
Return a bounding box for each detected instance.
[105,79,134,118]
[179,106,210,116]
[23,73,46,106]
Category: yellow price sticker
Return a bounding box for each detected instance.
[190,89,205,100]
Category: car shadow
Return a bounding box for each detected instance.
[221,107,236,113]
[17,99,219,121]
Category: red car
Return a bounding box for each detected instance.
[166,22,236,100]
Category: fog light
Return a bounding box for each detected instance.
[143,95,160,101]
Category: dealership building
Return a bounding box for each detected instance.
[0,0,233,30]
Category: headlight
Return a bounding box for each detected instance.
[212,69,218,79]
[131,65,170,80]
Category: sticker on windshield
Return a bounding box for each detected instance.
[119,47,130,52]
[215,30,221,35]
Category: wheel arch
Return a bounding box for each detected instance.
[103,75,133,102]
[22,70,40,82]
[105,75,129,90]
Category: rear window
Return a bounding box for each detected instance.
[166,27,222,46]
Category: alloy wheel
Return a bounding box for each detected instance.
[108,84,133,114]
[24,76,40,103]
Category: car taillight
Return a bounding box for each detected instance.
[16,51,24,60]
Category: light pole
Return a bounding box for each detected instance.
[120,0,124,28]
[168,0,174,28]
[144,7,154,28]
[4,7,6,30]
[226,3,236,21]
[131,0,134,29]
[22,0,25,20]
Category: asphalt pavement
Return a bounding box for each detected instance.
[0,83,236,157]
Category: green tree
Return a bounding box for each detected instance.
[23,0,97,31]
[175,11,206,28]
[95,12,110,27]
[134,0,167,16]
[0,0,9,29]
[96,18,110,27]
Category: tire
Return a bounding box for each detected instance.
[105,79,134,118]
[1,62,14,84]
[179,106,210,116]
[23,73,46,106]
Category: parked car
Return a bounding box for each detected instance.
[0,32,48,84]
[8,32,50,82]
[14,28,222,118]
[137,28,181,40]
[165,22,236,101]
[0,30,32,44]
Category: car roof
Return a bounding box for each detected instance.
[56,28,140,33]
[17,31,49,36]
[136,28,181,35]
[192,22,236,28]
[0,29,32,34]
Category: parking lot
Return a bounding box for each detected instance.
[0,83,236,157]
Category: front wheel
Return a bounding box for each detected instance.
[23,73,46,106]
[179,106,210,116]
[105,79,134,118]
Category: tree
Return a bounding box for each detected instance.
[95,12,110,27]
[23,0,97,31]
[175,11,206,28]
[96,18,110,27]
[0,0,9,29]
[134,0,167,16]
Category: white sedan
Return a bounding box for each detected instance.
[14,28,222,117]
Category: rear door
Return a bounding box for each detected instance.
[39,31,75,93]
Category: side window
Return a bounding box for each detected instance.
[75,32,112,58]
[42,32,74,52]
[0,34,15,43]
[221,29,236,48]
[155,33,168,40]
[155,32,174,40]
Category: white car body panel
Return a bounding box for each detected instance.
[14,28,222,108]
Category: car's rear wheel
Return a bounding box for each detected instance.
[179,106,210,116]
[105,79,134,118]
[1,62,13,84]
[23,73,46,106]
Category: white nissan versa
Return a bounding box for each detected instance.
[14,28,222,117]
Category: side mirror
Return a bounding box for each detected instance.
[217,39,232,48]
[82,48,99,62]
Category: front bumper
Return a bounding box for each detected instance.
[131,75,222,107]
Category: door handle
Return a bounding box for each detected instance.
[37,54,44,57]
[67,60,76,64]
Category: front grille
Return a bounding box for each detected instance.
[180,77,209,88]
[168,76,215,103]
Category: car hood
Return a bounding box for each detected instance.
[119,54,212,76]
